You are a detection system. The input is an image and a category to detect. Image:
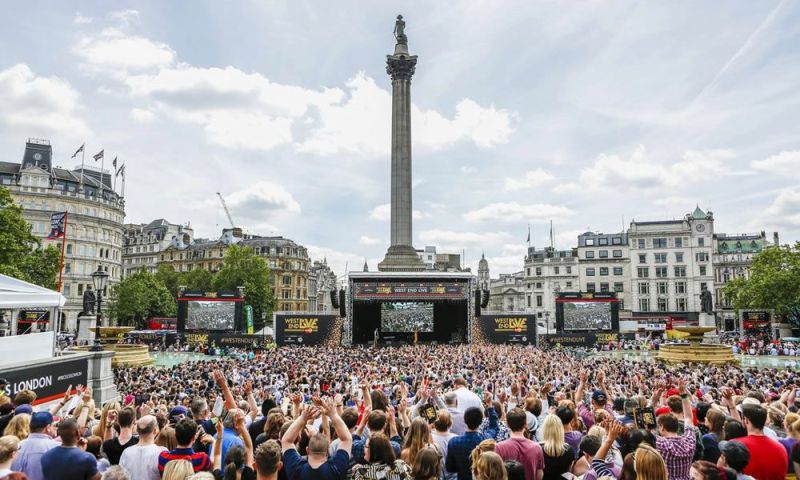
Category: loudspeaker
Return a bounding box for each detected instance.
[330,290,340,309]
[474,289,482,317]
[480,289,490,308]
[339,289,346,318]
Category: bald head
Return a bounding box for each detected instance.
[137,415,159,437]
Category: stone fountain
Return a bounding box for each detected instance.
[658,326,736,365]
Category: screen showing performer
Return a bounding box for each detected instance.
[380,302,434,332]
[186,301,235,330]
[563,301,611,330]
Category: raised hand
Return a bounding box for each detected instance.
[244,380,253,395]
[215,417,224,436]
[579,370,588,383]
[212,370,226,387]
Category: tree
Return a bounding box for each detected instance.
[182,268,215,292]
[724,242,800,329]
[213,244,276,327]
[155,264,181,298]
[108,271,176,327]
[0,187,60,289]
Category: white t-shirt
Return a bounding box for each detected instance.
[119,443,167,480]
[454,386,483,413]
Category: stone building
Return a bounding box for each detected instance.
[122,219,193,277]
[523,246,579,333]
[477,253,490,290]
[0,139,125,332]
[309,259,338,312]
[488,271,526,312]
[159,228,311,312]
[712,232,772,329]
[576,231,630,314]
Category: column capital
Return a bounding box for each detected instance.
[386,54,417,82]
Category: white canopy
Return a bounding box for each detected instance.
[253,326,274,336]
[0,274,67,309]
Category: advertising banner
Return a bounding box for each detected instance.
[478,314,537,345]
[275,314,337,346]
[540,332,618,348]
[181,332,269,348]
[353,281,467,301]
[1,356,88,404]
[245,305,254,334]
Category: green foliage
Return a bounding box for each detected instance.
[0,187,60,289]
[155,264,181,298]
[108,271,176,327]
[182,267,214,292]
[213,244,276,324]
[724,242,800,327]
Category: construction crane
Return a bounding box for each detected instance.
[216,192,237,228]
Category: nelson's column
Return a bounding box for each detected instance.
[378,15,426,272]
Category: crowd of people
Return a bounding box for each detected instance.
[563,304,612,331]
[0,344,799,480]
[380,303,435,333]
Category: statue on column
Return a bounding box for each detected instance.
[700,287,713,315]
[82,288,96,316]
[393,15,407,45]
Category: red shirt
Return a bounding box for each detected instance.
[496,437,545,480]
[737,434,788,480]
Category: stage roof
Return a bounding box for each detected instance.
[348,271,475,280]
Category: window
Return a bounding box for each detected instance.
[566,267,572,274]
[600,283,609,292]
[698,238,705,247]
[282,290,291,299]
[657,298,668,312]
[282,276,292,286]
[613,267,623,275]
[78,284,84,296]
[599,238,609,246]
[700,265,707,276]
[654,253,667,263]
[599,250,609,258]
[586,239,595,246]
[612,237,622,245]
[586,268,596,276]
[63,285,71,298]
[66,244,73,254]
[612,250,622,258]
[674,266,686,277]
[585,251,595,259]
[527,296,531,308]
[675,281,686,294]
[639,254,647,264]
[675,238,683,248]
[696,252,709,262]
[639,298,650,312]
[599,267,609,276]
[586,283,596,292]
[536,295,542,307]
[638,282,649,295]
[535,267,542,276]
[566,281,573,288]
[676,298,686,311]
[637,267,649,278]
[657,282,667,295]
[554,267,560,274]
[655,266,668,278]
[637,239,646,249]
[675,253,684,263]
[536,282,542,289]
[614,282,624,293]
[653,238,667,248]
[526,268,530,276]
[64,263,71,274]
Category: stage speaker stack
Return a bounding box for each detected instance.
[330,290,340,309]
[474,289,482,317]
[481,289,490,308]
[338,289,346,318]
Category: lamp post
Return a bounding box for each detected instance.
[545,311,550,336]
[90,265,109,351]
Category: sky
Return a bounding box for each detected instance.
[1,1,799,278]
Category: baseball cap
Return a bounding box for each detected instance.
[718,440,750,471]
[169,406,188,418]
[592,390,607,403]
[30,412,54,429]
[14,404,33,415]
[666,388,681,397]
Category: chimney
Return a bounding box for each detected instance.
[773,232,780,246]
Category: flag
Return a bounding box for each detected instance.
[93,149,104,161]
[47,212,67,239]
[112,157,117,169]
[71,144,84,158]
[116,163,125,178]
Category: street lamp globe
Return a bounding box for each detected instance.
[92,266,109,292]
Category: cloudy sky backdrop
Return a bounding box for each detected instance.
[1,1,799,277]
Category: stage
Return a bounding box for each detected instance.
[345,272,475,346]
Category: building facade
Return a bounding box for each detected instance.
[159,228,311,312]
[477,253,490,290]
[576,231,631,315]
[524,246,579,333]
[122,219,193,277]
[308,259,338,312]
[712,232,771,329]
[0,139,125,333]
[628,207,715,323]
[417,245,463,272]
[488,271,526,312]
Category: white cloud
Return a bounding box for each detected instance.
[74,28,176,73]
[223,181,301,222]
[305,244,363,280]
[73,13,93,25]
[463,202,575,222]
[761,189,800,228]
[418,229,513,252]
[130,108,156,123]
[460,166,477,174]
[359,236,382,246]
[751,151,800,178]
[368,203,427,221]
[0,64,90,138]
[108,9,140,28]
[504,168,555,191]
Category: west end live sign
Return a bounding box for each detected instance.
[353,282,466,300]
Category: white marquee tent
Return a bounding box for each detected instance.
[0,274,67,359]
[0,274,67,309]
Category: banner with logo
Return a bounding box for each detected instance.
[245,305,254,334]
[1,356,88,404]
[540,332,619,348]
[46,212,67,239]
[478,314,537,345]
[275,313,337,346]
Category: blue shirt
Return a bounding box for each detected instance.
[213,427,245,474]
[283,447,350,480]
[11,433,59,480]
[446,431,489,480]
[40,446,97,480]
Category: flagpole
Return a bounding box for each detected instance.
[57,212,68,292]
[99,154,105,197]
[113,159,118,193]
[121,163,126,198]
[79,148,85,190]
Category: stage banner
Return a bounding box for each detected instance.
[275,313,337,346]
[181,332,269,348]
[125,331,178,347]
[245,305,254,334]
[1,356,88,404]
[478,314,536,345]
[540,332,619,348]
[352,281,468,300]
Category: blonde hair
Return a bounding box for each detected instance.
[541,414,568,457]
[587,425,607,439]
[634,444,668,480]
[156,425,178,451]
[473,451,507,480]
[188,473,216,480]
[404,417,433,466]
[163,459,194,480]
[470,439,496,466]
[6,413,31,440]
[0,435,20,463]
[787,413,800,438]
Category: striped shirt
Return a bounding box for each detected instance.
[158,447,212,475]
